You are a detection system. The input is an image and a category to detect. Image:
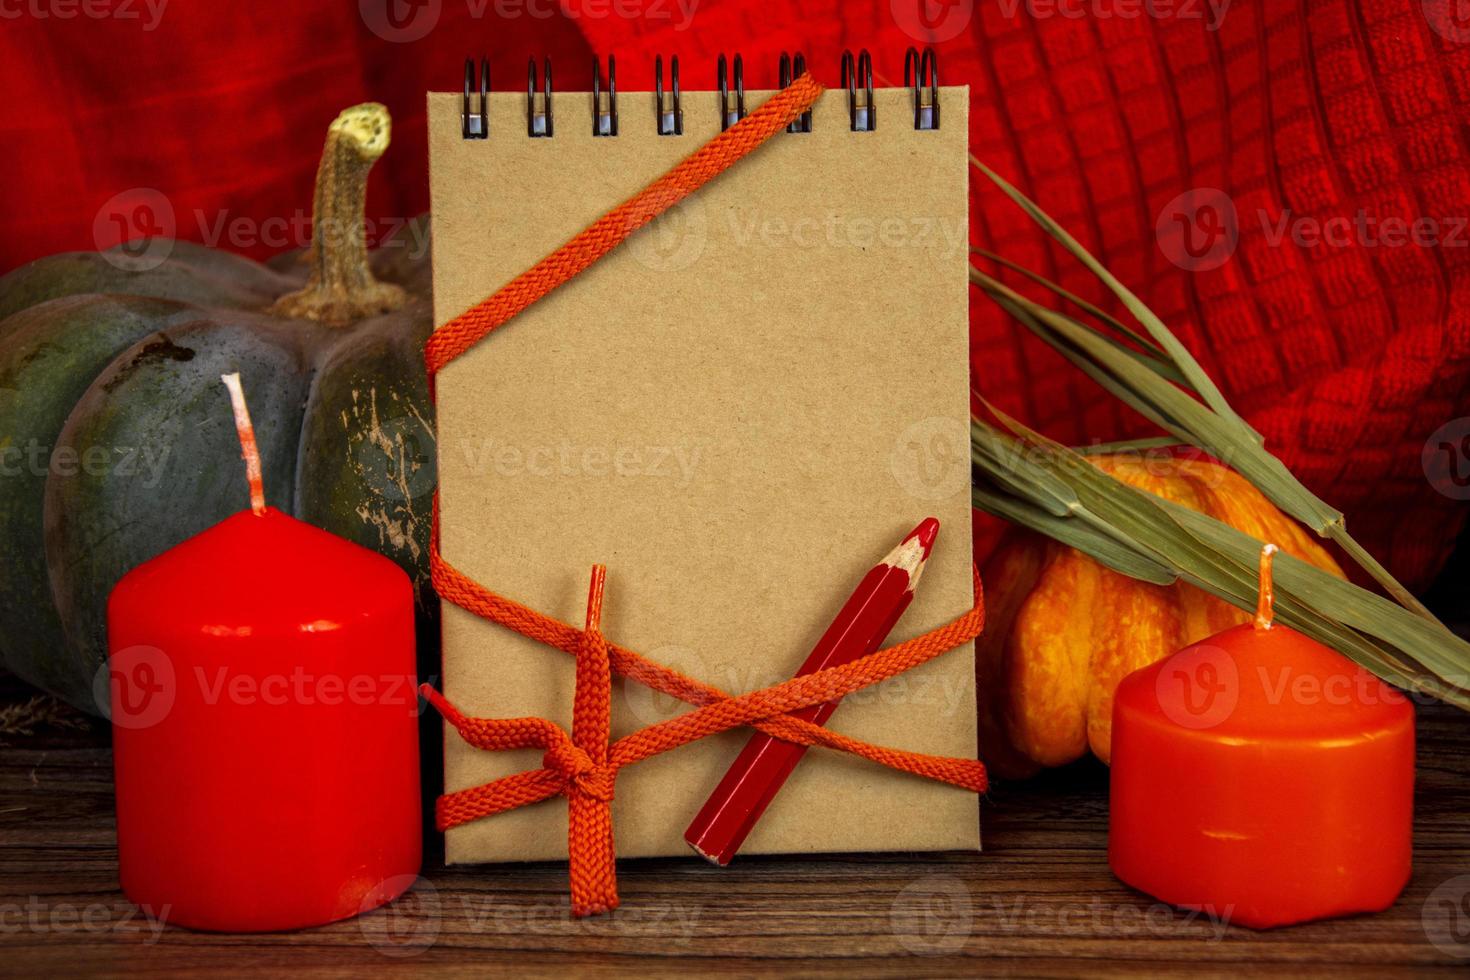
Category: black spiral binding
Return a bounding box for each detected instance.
[458,50,941,139]
[717,53,745,131]
[904,47,940,131]
[463,57,488,139]
[779,52,812,133]
[527,58,553,138]
[592,56,618,137]
[655,54,682,135]
[842,49,875,132]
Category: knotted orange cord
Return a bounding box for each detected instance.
[422,73,988,917]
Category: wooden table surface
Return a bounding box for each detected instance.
[3,684,1469,977]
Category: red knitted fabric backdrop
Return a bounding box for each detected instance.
[1,0,1466,590]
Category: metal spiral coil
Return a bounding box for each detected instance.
[904,47,940,131]
[527,57,553,138]
[842,49,875,132]
[655,54,682,135]
[592,56,618,137]
[779,52,812,133]
[457,51,940,139]
[717,53,746,131]
[463,57,488,139]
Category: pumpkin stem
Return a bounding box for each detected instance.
[267,103,407,326]
[1255,543,1279,630]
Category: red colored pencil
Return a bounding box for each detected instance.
[684,518,940,866]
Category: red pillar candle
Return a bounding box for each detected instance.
[1109,544,1414,929]
[105,374,421,932]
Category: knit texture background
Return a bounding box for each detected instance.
[3,0,1465,586]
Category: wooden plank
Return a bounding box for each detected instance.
[1,684,1467,974]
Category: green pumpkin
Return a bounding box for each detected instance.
[0,104,437,712]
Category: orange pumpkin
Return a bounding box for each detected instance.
[975,454,1345,778]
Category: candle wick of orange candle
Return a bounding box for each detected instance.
[220,373,267,516]
[1255,542,1279,630]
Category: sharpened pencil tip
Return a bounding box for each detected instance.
[906,517,940,559]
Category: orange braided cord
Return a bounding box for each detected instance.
[425,73,828,380]
[438,769,564,828]
[567,567,617,914]
[432,544,987,790]
[608,604,988,773]
[425,569,986,905]
[423,75,989,917]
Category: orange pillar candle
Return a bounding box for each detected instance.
[1109,544,1414,929]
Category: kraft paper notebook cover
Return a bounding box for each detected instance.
[427,73,975,863]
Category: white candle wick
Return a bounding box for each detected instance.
[220,373,267,516]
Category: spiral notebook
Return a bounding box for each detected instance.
[428,55,976,863]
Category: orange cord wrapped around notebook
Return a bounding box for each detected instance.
[420,73,987,917]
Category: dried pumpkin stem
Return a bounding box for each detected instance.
[268,103,407,326]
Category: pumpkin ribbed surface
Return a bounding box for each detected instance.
[976,455,1345,777]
